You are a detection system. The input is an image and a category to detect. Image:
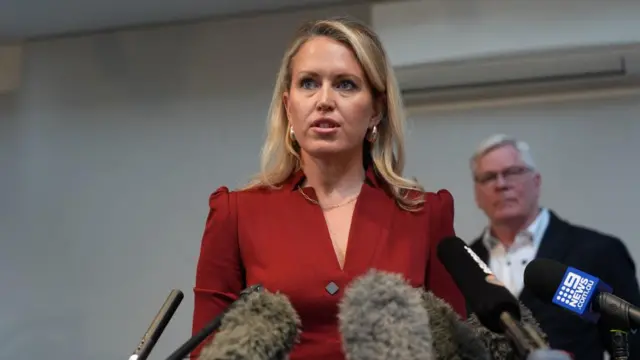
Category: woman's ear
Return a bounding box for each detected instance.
[283,91,291,120]
[370,95,385,127]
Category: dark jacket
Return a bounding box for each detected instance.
[470,210,640,360]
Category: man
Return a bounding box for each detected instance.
[468,134,640,360]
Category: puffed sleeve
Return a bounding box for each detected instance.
[191,186,244,359]
[425,189,467,318]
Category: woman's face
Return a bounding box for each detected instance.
[284,36,381,159]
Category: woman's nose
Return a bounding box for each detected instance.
[316,83,335,111]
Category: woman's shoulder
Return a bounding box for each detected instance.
[425,188,454,207]
[206,183,285,207]
[206,186,235,211]
[405,188,454,211]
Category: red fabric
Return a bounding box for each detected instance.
[191,167,466,359]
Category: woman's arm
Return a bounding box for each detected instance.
[191,186,244,358]
[425,189,467,318]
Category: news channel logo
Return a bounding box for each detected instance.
[552,267,599,315]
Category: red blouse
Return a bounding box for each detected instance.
[191,167,466,359]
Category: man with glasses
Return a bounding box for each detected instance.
[467,134,640,360]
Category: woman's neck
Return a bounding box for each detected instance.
[301,153,365,201]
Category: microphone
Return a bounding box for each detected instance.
[524,258,639,360]
[465,299,549,360]
[338,269,435,360]
[437,236,548,358]
[129,289,184,360]
[421,287,550,360]
[165,284,264,360]
[420,290,490,360]
[198,289,301,360]
[524,258,640,331]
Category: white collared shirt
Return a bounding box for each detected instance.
[482,208,550,297]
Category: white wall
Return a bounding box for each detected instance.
[0,4,371,359]
[404,92,640,256]
[2,1,640,360]
[372,0,640,67]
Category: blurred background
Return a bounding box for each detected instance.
[1,0,639,358]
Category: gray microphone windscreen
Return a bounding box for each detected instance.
[421,291,490,360]
[338,269,434,360]
[465,301,548,360]
[199,290,301,360]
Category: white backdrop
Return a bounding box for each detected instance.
[1,2,639,359]
[403,91,640,264]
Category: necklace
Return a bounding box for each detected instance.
[298,187,359,210]
[298,186,357,269]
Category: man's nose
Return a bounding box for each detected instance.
[495,174,509,189]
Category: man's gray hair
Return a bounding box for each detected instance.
[470,134,537,173]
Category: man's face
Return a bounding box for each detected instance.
[473,145,541,225]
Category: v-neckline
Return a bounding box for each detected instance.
[292,181,395,275]
[321,196,359,271]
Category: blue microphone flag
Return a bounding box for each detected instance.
[552,266,612,322]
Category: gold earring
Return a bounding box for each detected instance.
[289,126,296,142]
[367,125,378,143]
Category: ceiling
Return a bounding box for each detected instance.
[0,0,364,42]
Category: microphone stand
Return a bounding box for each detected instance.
[129,289,184,360]
[522,323,549,349]
[501,313,554,360]
[164,284,263,360]
[598,301,632,360]
[610,329,629,360]
[500,312,544,359]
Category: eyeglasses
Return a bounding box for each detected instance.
[474,166,532,185]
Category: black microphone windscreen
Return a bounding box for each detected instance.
[339,269,434,360]
[199,290,301,360]
[523,258,568,302]
[523,258,640,329]
[437,236,521,333]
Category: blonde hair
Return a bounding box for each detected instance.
[245,16,424,211]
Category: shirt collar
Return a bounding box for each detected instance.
[483,208,550,251]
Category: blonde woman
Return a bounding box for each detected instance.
[191,17,465,359]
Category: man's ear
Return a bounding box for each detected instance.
[534,172,542,190]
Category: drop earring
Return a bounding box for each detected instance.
[367,125,378,143]
[289,126,296,142]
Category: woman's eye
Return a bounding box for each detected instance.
[300,78,316,89]
[337,80,357,90]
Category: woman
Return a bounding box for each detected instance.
[191,16,466,360]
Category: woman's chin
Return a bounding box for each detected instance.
[302,144,356,159]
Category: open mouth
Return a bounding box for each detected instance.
[311,119,340,129]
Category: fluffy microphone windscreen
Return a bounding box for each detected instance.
[199,290,301,360]
[465,302,548,360]
[338,269,434,360]
[421,291,490,360]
